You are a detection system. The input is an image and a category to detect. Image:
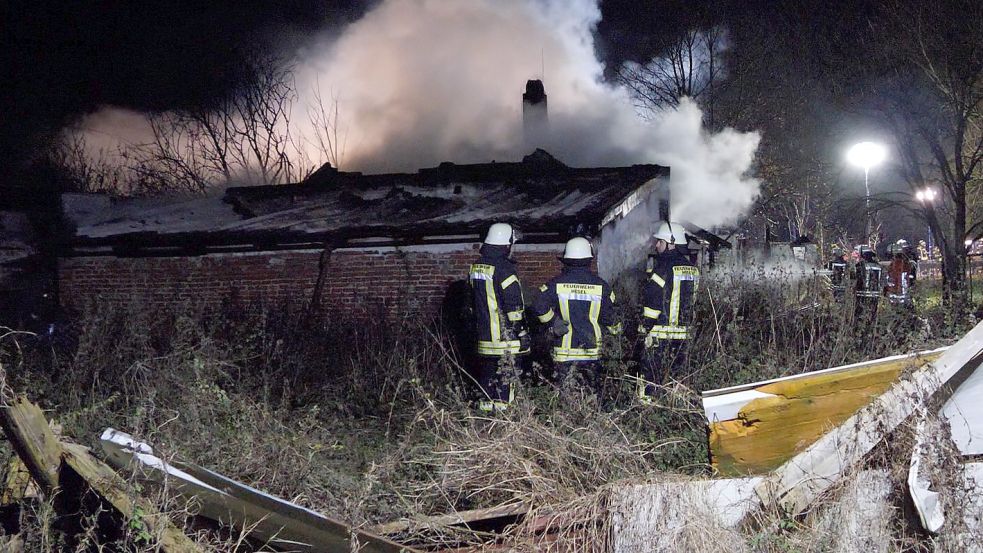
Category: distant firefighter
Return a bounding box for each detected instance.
[637,221,699,402]
[469,223,530,412]
[853,244,882,334]
[885,240,917,306]
[825,246,850,300]
[531,237,621,398]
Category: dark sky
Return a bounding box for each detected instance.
[0,1,727,179]
[1,0,872,201]
[0,1,371,187]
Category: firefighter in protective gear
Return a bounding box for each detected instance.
[637,222,700,401]
[885,241,916,306]
[853,244,882,334]
[469,223,530,412]
[531,237,621,397]
[825,246,849,300]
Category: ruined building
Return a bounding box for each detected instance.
[58,151,669,319]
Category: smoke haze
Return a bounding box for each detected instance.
[72,0,760,233]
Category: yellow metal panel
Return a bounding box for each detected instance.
[709,351,943,476]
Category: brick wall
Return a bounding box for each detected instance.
[58,243,565,320]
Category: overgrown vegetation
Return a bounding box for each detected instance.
[0,271,975,551]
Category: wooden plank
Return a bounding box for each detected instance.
[755,321,983,515]
[101,429,416,553]
[0,396,63,492]
[370,503,527,536]
[0,456,32,506]
[61,443,202,553]
[1,397,200,552]
[707,352,942,475]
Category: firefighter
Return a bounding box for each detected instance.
[853,244,882,334]
[469,223,530,412]
[531,237,621,397]
[885,240,917,306]
[825,246,849,300]
[637,222,700,402]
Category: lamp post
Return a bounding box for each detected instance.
[847,141,887,245]
[915,187,937,259]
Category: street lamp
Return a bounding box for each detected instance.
[847,141,887,243]
[916,187,937,258]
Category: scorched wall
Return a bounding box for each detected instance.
[58,243,565,320]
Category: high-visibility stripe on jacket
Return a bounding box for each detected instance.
[531,265,619,361]
[855,260,882,299]
[827,260,848,292]
[641,249,699,343]
[886,258,914,302]
[469,245,529,356]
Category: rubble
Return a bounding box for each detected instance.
[1,320,982,551]
[0,397,415,552]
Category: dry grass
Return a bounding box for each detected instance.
[0,272,974,550]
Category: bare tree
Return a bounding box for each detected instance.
[863,0,983,302]
[305,84,348,171]
[617,27,728,126]
[47,133,131,194]
[135,52,301,192]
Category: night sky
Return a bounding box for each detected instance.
[2,1,877,210]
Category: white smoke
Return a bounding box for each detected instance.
[70,0,760,265]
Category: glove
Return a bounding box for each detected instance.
[550,318,570,338]
[518,329,531,351]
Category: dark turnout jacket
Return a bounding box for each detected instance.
[641,248,700,341]
[532,264,620,361]
[469,245,529,356]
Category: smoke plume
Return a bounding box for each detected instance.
[71,0,760,267]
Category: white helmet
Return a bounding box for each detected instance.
[562,237,593,259]
[653,221,675,243]
[484,223,515,246]
[670,221,688,245]
[653,221,687,244]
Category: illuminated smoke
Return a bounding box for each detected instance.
[70,0,760,264]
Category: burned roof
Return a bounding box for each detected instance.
[63,150,668,255]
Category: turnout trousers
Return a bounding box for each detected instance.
[475,355,527,411]
[553,360,602,398]
[638,339,688,398]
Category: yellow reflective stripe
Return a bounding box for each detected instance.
[649,332,688,340]
[478,399,511,412]
[647,324,689,340]
[470,263,501,342]
[539,284,548,292]
[643,306,661,319]
[477,340,528,355]
[610,291,616,303]
[670,266,699,325]
[507,309,524,321]
[669,276,681,325]
[607,322,623,335]
[502,274,519,289]
[487,276,500,341]
[588,296,601,346]
[537,308,555,323]
[558,294,572,352]
[552,347,600,361]
[650,272,666,287]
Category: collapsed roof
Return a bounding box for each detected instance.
[62,150,669,256]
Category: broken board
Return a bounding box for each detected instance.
[702,348,946,476]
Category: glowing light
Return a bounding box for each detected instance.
[916,188,937,202]
[847,142,887,170]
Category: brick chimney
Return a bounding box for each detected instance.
[522,79,549,152]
